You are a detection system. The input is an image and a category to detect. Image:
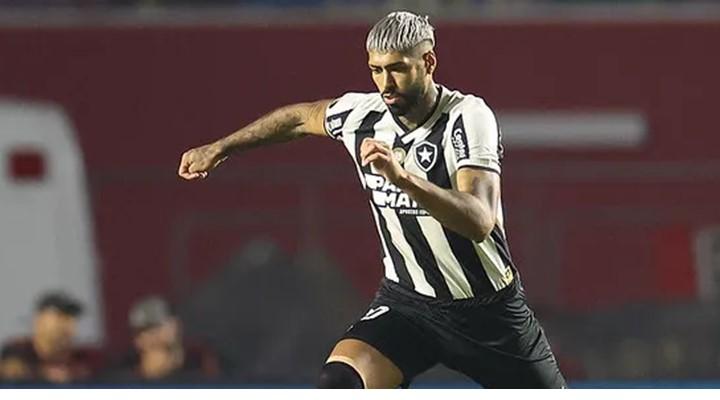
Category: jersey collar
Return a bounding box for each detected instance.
[388,85,444,135]
[394,85,451,146]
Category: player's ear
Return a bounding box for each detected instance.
[423,50,437,75]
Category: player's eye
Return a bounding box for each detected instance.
[369,67,382,74]
[390,64,410,73]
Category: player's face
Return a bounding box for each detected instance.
[368,50,429,116]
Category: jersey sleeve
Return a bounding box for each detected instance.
[323,92,365,141]
[449,97,502,174]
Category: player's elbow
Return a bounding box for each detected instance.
[468,228,491,243]
[464,202,496,242]
[466,219,494,242]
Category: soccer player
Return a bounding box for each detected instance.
[178,11,566,389]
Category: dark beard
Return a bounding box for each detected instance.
[385,85,423,116]
[386,102,408,116]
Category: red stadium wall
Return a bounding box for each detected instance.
[1,21,719,349]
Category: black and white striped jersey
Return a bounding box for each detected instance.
[324,85,516,301]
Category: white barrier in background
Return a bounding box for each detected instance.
[0,99,103,346]
[499,111,647,149]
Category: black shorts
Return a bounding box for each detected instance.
[341,278,567,388]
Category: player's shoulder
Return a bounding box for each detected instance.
[327,91,385,114]
[324,91,384,140]
[441,86,494,116]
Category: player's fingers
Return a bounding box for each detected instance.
[361,146,383,166]
[179,170,199,180]
[360,138,375,158]
[187,162,201,174]
[178,152,191,176]
[187,157,210,174]
[362,140,392,161]
[362,141,394,166]
[188,171,208,180]
[361,137,378,147]
[360,146,372,165]
[363,154,380,165]
[362,138,385,152]
[179,165,197,179]
[364,142,381,156]
[364,152,389,166]
[375,141,391,151]
[369,141,391,155]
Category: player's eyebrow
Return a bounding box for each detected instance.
[368,61,407,70]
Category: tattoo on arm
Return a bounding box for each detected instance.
[218,100,330,154]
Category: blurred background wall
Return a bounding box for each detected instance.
[1,0,720,386]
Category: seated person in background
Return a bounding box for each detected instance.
[0,291,100,384]
[0,346,32,383]
[106,296,220,383]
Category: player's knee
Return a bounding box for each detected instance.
[316,361,365,389]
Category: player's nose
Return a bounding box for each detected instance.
[380,71,396,92]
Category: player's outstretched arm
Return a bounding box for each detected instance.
[361,138,499,242]
[178,99,332,180]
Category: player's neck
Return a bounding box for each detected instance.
[397,83,439,131]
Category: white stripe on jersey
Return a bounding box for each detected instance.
[474,238,511,291]
[379,207,436,297]
[369,201,399,283]
[416,218,474,299]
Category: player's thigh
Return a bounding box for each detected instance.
[326,338,403,389]
[448,313,567,388]
[458,352,567,389]
[331,296,439,387]
[441,284,566,388]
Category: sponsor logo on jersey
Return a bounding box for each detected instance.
[364,173,429,215]
[414,141,438,172]
[326,116,343,138]
[452,127,469,161]
[360,305,390,321]
[328,116,342,131]
[326,110,351,139]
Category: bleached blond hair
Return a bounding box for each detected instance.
[366,11,435,54]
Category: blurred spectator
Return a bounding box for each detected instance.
[0,291,101,384]
[0,346,32,383]
[103,296,220,384]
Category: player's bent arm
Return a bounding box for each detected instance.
[178,99,332,180]
[216,99,332,152]
[360,138,499,241]
[396,167,500,242]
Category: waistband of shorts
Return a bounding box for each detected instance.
[379,277,520,307]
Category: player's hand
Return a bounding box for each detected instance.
[360,138,407,184]
[178,142,229,180]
